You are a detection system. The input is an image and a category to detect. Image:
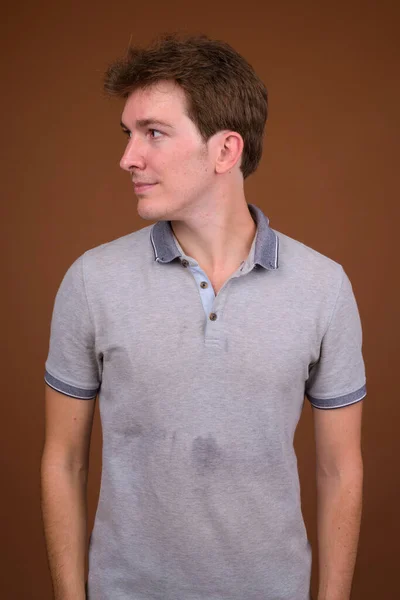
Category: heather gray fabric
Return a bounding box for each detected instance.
[44,203,366,600]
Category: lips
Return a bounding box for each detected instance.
[133,182,158,192]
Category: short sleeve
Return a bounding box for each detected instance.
[305,267,367,409]
[44,253,102,400]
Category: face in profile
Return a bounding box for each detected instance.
[120,80,218,222]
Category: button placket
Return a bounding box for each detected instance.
[179,256,227,340]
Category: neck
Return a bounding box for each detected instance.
[170,198,257,275]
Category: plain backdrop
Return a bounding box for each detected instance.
[1,1,399,598]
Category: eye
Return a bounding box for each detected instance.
[122,129,131,139]
[148,129,163,139]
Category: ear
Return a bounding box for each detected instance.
[215,131,244,175]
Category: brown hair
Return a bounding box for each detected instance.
[104,33,268,179]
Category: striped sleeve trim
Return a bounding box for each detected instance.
[44,370,98,400]
[307,384,367,410]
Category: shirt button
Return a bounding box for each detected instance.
[209,312,217,321]
[181,259,189,267]
[200,281,208,288]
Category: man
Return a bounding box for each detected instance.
[41,34,366,600]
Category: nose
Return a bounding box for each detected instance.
[119,138,146,172]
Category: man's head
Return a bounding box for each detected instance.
[104,34,268,220]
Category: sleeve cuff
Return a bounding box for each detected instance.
[44,370,99,400]
[307,383,366,410]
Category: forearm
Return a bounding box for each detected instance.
[41,453,88,600]
[316,466,363,600]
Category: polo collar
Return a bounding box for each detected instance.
[150,203,279,270]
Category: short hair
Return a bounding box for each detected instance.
[104,33,268,179]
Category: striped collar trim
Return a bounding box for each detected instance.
[150,203,279,270]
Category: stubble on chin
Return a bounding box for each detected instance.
[136,196,171,222]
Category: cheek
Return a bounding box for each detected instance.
[176,137,210,165]
[157,141,211,184]
[182,148,212,178]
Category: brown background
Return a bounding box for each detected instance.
[2,0,399,598]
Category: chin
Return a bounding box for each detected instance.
[136,198,169,221]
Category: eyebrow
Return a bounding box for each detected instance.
[120,118,174,131]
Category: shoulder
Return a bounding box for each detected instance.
[84,224,153,262]
[57,225,155,295]
[273,228,345,291]
[72,224,154,280]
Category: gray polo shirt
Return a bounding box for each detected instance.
[44,203,366,600]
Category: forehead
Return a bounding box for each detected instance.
[122,80,188,122]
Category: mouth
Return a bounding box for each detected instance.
[133,182,158,193]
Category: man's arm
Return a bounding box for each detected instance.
[41,384,96,600]
[312,400,364,600]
